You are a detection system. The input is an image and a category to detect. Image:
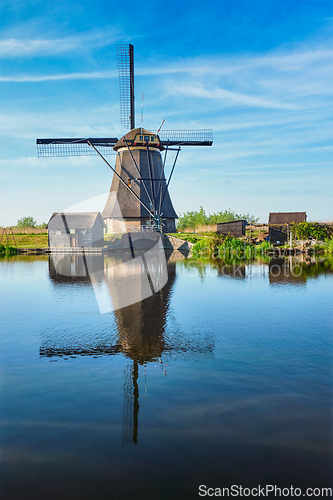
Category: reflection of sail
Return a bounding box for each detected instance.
[45,253,215,445]
[123,361,139,445]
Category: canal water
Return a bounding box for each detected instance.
[0,253,332,500]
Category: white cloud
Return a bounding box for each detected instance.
[0,29,121,58]
[0,37,82,57]
[167,82,300,110]
[0,71,117,82]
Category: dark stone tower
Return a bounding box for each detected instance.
[102,128,177,233]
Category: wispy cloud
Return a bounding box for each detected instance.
[0,71,117,82]
[0,37,82,57]
[0,29,121,58]
[167,82,300,110]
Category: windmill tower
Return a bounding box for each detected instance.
[36,44,213,233]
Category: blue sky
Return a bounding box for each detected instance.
[0,0,332,225]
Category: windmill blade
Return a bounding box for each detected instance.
[156,129,213,146]
[117,44,135,130]
[36,138,118,157]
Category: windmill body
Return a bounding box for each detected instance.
[36,44,213,234]
[103,128,177,233]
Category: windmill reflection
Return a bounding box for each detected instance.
[115,262,176,445]
[45,251,214,445]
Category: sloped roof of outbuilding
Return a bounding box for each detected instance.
[47,212,106,229]
[217,219,248,226]
[269,212,306,224]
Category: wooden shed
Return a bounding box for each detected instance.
[268,212,306,244]
[269,212,306,224]
[269,227,288,244]
[216,220,247,237]
[47,212,106,248]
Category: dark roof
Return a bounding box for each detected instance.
[217,219,248,226]
[269,212,306,224]
[47,212,106,230]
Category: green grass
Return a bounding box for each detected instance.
[169,232,207,244]
[191,236,274,260]
[7,234,49,248]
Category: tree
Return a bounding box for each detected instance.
[177,208,259,230]
[17,216,37,228]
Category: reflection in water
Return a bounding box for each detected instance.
[48,254,104,285]
[269,258,306,286]
[268,256,333,286]
[217,262,246,279]
[179,255,333,284]
[44,253,333,445]
[1,252,332,498]
[115,262,176,445]
[46,252,214,445]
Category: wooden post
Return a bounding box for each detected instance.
[9,228,17,247]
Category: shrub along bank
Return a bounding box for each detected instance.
[191,234,333,259]
[192,234,272,259]
[290,222,333,240]
[0,244,17,255]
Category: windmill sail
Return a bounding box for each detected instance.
[36,138,118,157]
[117,44,135,130]
[156,129,213,146]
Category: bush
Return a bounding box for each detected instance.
[0,244,17,255]
[177,207,259,231]
[255,241,272,255]
[192,234,256,259]
[291,222,332,241]
[324,236,333,255]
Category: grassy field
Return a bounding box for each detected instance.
[4,234,49,248]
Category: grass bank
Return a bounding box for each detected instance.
[4,234,49,248]
[168,232,208,244]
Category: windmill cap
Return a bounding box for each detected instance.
[113,128,164,151]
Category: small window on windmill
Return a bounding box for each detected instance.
[127,178,132,187]
[140,136,143,141]
[151,136,155,141]
[144,135,149,142]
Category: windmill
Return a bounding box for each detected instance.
[37,44,213,233]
